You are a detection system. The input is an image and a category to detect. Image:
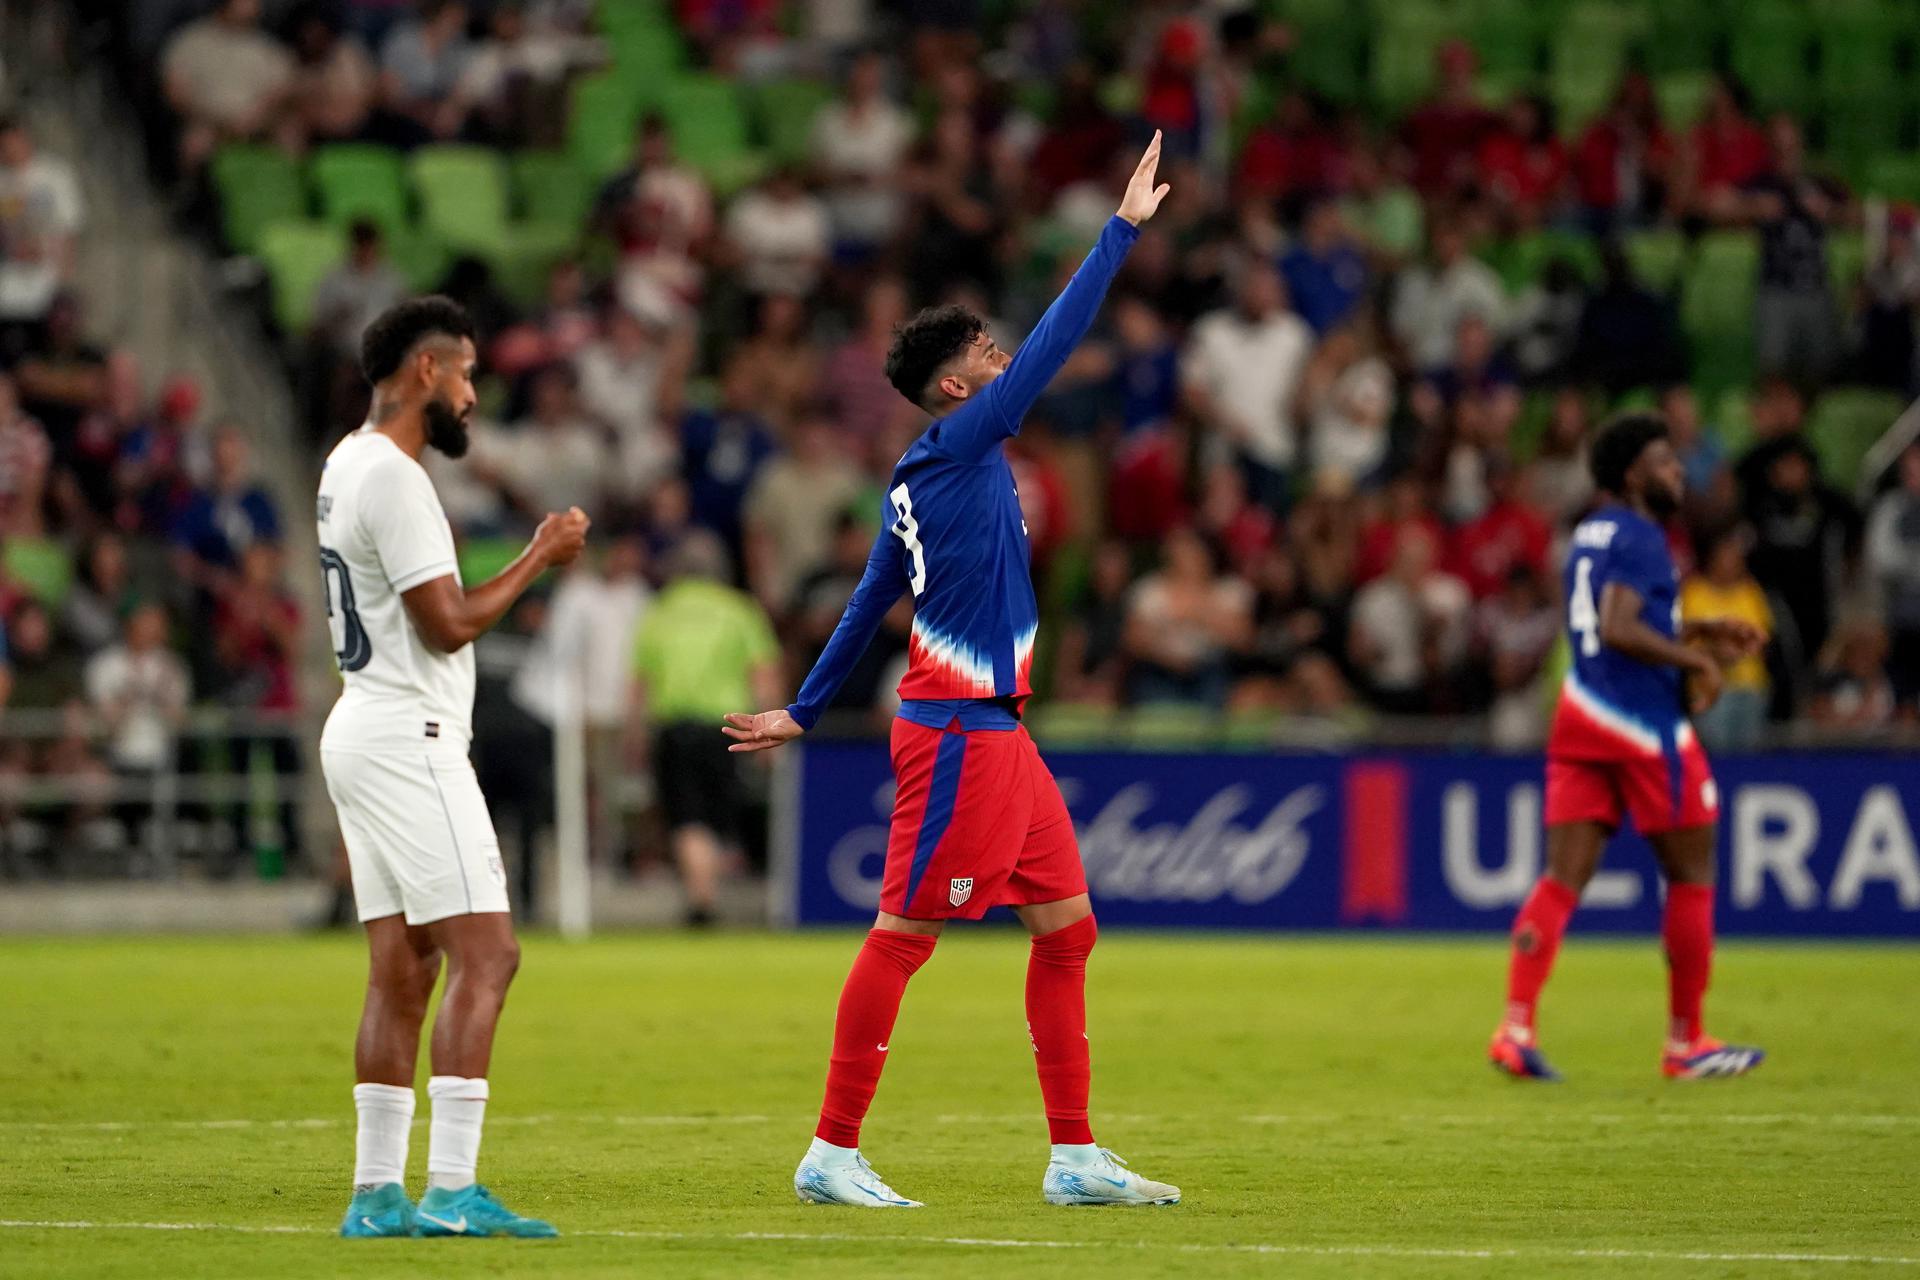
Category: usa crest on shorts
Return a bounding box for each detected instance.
[949,877,974,907]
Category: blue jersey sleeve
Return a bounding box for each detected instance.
[786,523,909,731]
[937,215,1140,465]
[1602,520,1671,598]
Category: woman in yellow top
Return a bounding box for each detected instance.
[1680,526,1774,751]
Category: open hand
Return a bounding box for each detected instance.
[721,708,804,753]
[1117,130,1173,226]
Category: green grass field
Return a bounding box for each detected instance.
[1,930,1916,1278]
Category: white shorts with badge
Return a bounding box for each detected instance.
[321,748,510,924]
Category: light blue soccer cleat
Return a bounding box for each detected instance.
[794,1149,923,1207]
[339,1182,415,1238]
[413,1183,559,1238]
[1043,1147,1181,1206]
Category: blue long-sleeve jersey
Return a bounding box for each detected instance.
[786,215,1140,731]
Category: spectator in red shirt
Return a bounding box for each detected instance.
[1477,94,1569,231]
[1234,91,1348,206]
[1400,39,1496,200]
[1687,74,1771,222]
[1028,62,1127,207]
[1358,471,1447,584]
[1449,456,1551,599]
[1571,71,1673,231]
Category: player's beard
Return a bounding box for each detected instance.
[1643,480,1681,519]
[424,397,470,458]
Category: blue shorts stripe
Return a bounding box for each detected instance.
[903,731,969,907]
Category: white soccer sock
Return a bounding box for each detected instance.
[352,1082,415,1189]
[806,1135,860,1167]
[1050,1142,1101,1165]
[426,1075,489,1192]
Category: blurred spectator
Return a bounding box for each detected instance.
[730,292,819,435]
[1029,62,1127,206]
[1686,74,1770,221]
[0,115,83,327]
[486,363,612,523]
[1571,71,1673,230]
[1475,564,1558,747]
[1662,384,1730,518]
[1436,391,1507,524]
[1746,116,1848,386]
[1301,318,1394,491]
[0,371,51,537]
[681,358,779,563]
[743,413,863,610]
[1744,438,1859,663]
[1508,258,1587,384]
[1855,212,1920,393]
[1233,544,1350,715]
[628,531,781,926]
[171,426,283,594]
[1449,457,1550,601]
[596,115,715,303]
[1865,443,1920,709]
[1236,90,1347,207]
[1573,240,1684,392]
[120,374,204,537]
[1279,198,1368,335]
[161,0,295,172]
[1390,218,1506,370]
[287,4,378,145]
[6,599,84,709]
[213,542,300,712]
[1052,539,1133,706]
[85,602,190,777]
[1477,94,1567,231]
[1194,461,1277,575]
[1349,523,1469,713]
[811,50,912,260]
[64,532,137,656]
[1111,291,1180,434]
[1358,470,1445,584]
[14,293,107,440]
[1400,39,1494,200]
[1682,525,1774,751]
[377,0,476,144]
[905,109,1003,301]
[1181,263,1312,510]
[1136,18,1212,162]
[311,221,407,360]
[1411,312,1518,433]
[722,167,830,300]
[1122,526,1253,706]
[1523,388,1596,525]
[574,304,690,501]
[822,275,917,449]
[1809,616,1895,728]
[458,0,601,148]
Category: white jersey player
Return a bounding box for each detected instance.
[323,297,587,1240]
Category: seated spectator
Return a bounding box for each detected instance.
[1685,73,1770,221]
[66,350,146,526]
[1508,257,1587,384]
[1106,426,1189,544]
[5,598,84,710]
[1662,383,1733,524]
[1028,62,1127,207]
[1411,311,1519,433]
[1390,217,1507,371]
[1052,539,1134,706]
[64,532,137,656]
[1232,544,1351,715]
[1435,391,1510,524]
[743,413,863,612]
[1449,456,1550,600]
[0,372,51,537]
[822,275,918,450]
[722,167,830,301]
[1181,263,1313,511]
[1523,388,1596,525]
[1809,616,1895,728]
[13,292,107,439]
[1856,210,1920,393]
[1744,438,1860,663]
[161,0,295,172]
[457,0,600,148]
[595,115,714,289]
[213,540,301,712]
[0,116,83,328]
[1301,318,1394,492]
[118,374,203,537]
[1399,39,1495,200]
[1865,443,1920,710]
[1573,240,1685,392]
[171,425,283,595]
[681,359,779,565]
[1682,525,1773,752]
[1348,523,1470,714]
[1194,462,1277,575]
[1236,90,1348,207]
[377,0,475,144]
[574,303,690,501]
[1475,564,1558,747]
[1745,115,1848,387]
[905,109,1003,302]
[1279,198,1368,335]
[1357,470,1444,584]
[287,4,378,146]
[85,601,190,778]
[729,292,819,436]
[486,362,612,523]
[811,50,912,260]
[306,220,405,433]
[1122,526,1253,706]
[1111,292,1180,434]
[1476,94,1568,231]
[1571,70,1673,230]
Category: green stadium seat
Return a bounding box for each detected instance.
[491,222,581,308]
[410,145,510,256]
[385,224,451,293]
[1467,0,1546,76]
[1624,228,1687,292]
[1025,701,1119,749]
[1654,71,1714,128]
[4,537,72,608]
[1646,6,1717,73]
[1288,21,1366,102]
[655,75,765,196]
[1823,97,1909,187]
[1369,5,1460,116]
[1223,709,1286,751]
[210,145,307,256]
[458,537,523,587]
[606,17,684,84]
[1681,231,1759,397]
[1497,230,1602,292]
[309,144,409,235]
[1864,153,1920,203]
[257,220,345,333]
[511,150,594,229]
[1807,389,1907,491]
[568,71,645,180]
[1126,704,1221,749]
[754,78,836,167]
[1827,229,1866,297]
[1815,8,1904,104]
[1711,386,1754,456]
[1729,2,1812,113]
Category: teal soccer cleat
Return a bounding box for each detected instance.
[339,1182,415,1238]
[414,1183,559,1238]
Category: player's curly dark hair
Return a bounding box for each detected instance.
[360,295,476,385]
[1589,411,1669,496]
[884,304,983,407]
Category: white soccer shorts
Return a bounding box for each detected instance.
[322,748,510,924]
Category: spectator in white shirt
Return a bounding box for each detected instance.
[160,0,295,172]
[482,362,611,523]
[1349,523,1471,714]
[0,116,83,318]
[378,0,475,143]
[1390,217,1508,370]
[573,303,693,501]
[722,167,831,300]
[85,602,190,775]
[810,51,912,258]
[1181,262,1315,511]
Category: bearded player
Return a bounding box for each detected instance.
[1490,413,1767,1083]
[723,134,1179,1207]
[322,297,588,1237]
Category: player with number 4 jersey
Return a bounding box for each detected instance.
[722,134,1180,1211]
[1490,413,1766,1084]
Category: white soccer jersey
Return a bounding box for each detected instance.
[317,426,473,753]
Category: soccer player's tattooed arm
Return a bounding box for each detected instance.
[724,527,907,753]
[403,507,590,653]
[1597,582,1723,713]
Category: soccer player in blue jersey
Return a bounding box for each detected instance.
[1491,413,1767,1082]
[722,133,1179,1208]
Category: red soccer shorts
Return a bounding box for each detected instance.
[1545,724,1720,835]
[879,718,1087,920]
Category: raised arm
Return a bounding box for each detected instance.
[723,524,908,751]
[403,509,589,653]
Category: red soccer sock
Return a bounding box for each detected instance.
[1503,877,1579,1035]
[815,928,937,1148]
[1663,882,1715,1045]
[1026,914,1098,1146]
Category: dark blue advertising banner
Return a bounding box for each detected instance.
[774,743,1920,937]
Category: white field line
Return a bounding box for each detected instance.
[0,1220,1913,1266]
[2,1111,1916,1133]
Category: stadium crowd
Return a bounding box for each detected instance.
[101,0,1920,766]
